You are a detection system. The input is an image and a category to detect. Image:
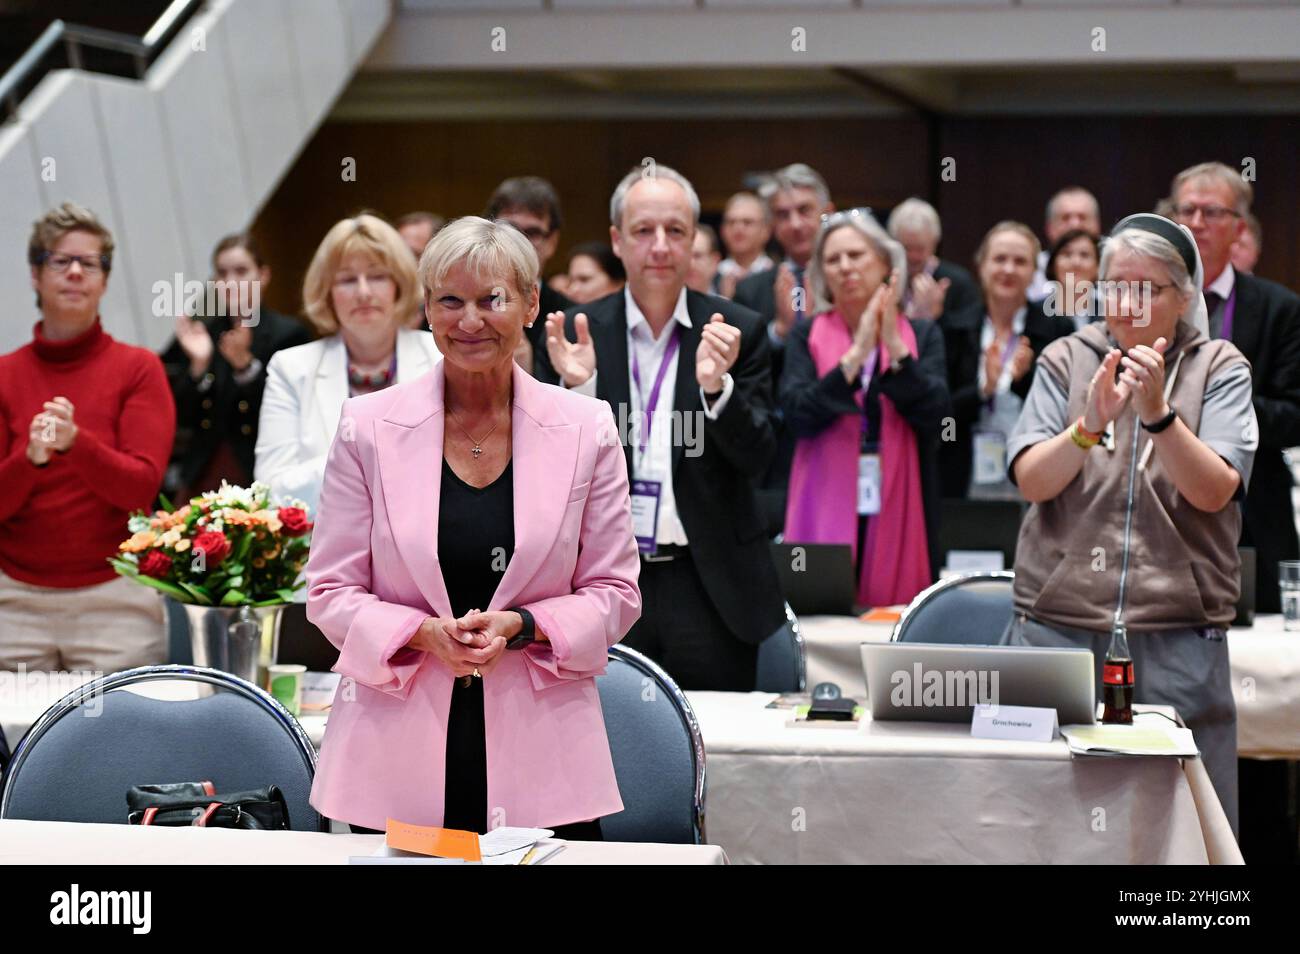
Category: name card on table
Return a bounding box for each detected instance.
[943,550,1005,575]
[970,704,1058,743]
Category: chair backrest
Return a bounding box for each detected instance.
[756,602,806,693]
[1,665,322,832]
[0,724,9,779]
[892,572,1016,645]
[596,645,704,844]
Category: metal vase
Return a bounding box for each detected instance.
[177,601,286,687]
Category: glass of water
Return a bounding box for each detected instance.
[1280,561,1300,631]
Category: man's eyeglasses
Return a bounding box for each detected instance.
[1171,203,1240,224]
[820,207,875,231]
[38,252,109,274]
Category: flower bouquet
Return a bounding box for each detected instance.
[110,481,313,607]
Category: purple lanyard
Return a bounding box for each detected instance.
[631,324,682,455]
[985,325,1019,411]
[1219,288,1238,341]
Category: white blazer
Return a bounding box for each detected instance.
[255,329,440,517]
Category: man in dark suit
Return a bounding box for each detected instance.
[733,163,836,535]
[1171,162,1300,615]
[534,164,786,691]
[485,176,573,373]
[886,197,981,322]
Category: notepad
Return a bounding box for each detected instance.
[1061,715,1198,757]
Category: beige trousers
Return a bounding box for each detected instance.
[0,568,166,673]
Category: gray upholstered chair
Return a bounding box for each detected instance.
[892,572,1016,645]
[756,601,806,692]
[1,665,322,831]
[596,644,705,844]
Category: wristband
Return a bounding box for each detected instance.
[1141,408,1177,433]
[1070,418,1101,450]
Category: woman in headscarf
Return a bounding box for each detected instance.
[1004,213,1257,835]
[781,209,951,606]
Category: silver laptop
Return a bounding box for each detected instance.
[861,642,1097,725]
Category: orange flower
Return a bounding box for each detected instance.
[119,530,158,553]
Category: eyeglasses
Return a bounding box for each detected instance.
[1171,203,1240,224]
[39,252,108,274]
[820,207,875,231]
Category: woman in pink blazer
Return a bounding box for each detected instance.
[305,216,641,838]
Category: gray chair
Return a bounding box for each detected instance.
[756,601,806,692]
[1,665,323,832]
[892,571,1016,645]
[596,645,705,844]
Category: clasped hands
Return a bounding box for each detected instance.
[411,609,523,678]
[1083,337,1170,433]
[27,396,77,465]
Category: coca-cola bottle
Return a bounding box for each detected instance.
[1102,622,1134,725]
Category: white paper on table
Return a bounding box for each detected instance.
[1061,713,1198,757]
[479,827,554,856]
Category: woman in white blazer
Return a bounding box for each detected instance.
[255,215,441,516]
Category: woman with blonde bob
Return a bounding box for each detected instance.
[255,214,440,517]
[781,209,951,606]
[305,216,640,837]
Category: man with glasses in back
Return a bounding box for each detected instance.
[0,202,174,672]
[1169,161,1300,616]
[485,176,573,375]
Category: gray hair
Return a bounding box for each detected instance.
[1169,161,1253,217]
[418,215,539,301]
[1099,228,1195,319]
[1045,186,1100,229]
[887,197,942,243]
[758,163,830,209]
[808,212,906,313]
[609,163,700,228]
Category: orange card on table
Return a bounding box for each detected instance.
[385,818,482,862]
[860,607,902,623]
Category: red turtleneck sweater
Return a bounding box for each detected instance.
[0,319,175,587]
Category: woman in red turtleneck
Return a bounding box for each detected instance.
[0,202,174,672]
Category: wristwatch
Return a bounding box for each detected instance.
[505,606,535,650]
[1140,408,1177,433]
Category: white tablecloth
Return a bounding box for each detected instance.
[687,691,1241,865]
[0,672,1242,864]
[800,613,1300,760]
[0,819,726,865]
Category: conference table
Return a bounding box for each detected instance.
[0,820,727,865]
[797,611,1300,761]
[2,671,1242,865]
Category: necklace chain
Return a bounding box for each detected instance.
[448,408,503,458]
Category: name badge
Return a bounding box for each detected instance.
[630,479,662,554]
[972,430,1007,485]
[857,453,882,516]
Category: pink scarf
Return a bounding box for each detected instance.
[784,310,931,606]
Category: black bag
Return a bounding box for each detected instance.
[126,780,291,830]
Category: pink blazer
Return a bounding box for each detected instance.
[305,361,641,831]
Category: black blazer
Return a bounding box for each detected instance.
[161,308,313,494]
[938,299,1075,498]
[932,259,981,319]
[533,289,787,644]
[1227,271,1300,612]
[780,316,952,581]
[522,282,573,375]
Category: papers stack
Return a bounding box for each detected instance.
[1061,713,1199,757]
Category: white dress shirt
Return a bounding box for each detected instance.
[572,286,734,546]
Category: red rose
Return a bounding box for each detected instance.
[277,507,313,537]
[139,550,173,579]
[192,530,232,567]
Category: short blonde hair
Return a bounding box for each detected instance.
[974,221,1041,269]
[302,214,418,334]
[28,201,114,270]
[418,216,539,303]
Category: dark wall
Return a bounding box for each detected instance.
[251,113,1299,317]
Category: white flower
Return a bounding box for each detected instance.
[127,515,151,534]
